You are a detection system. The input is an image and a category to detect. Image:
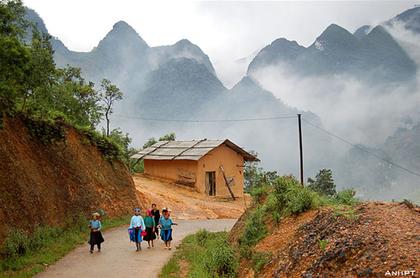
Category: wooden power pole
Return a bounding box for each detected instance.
[297,114,304,185]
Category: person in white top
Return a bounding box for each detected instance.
[129,208,146,251]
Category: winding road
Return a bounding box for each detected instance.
[35,219,236,278]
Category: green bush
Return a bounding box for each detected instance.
[2,229,30,257]
[78,128,121,160]
[161,231,238,278]
[204,235,238,277]
[250,185,269,204]
[334,189,359,206]
[272,210,281,224]
[272,176,319,215]
[285,185,317,215]
[239,206,267,247]
[29,226,61,251]
[251,252,271,272]
[195,229,210,246]
[23,115,66,145]
[239,245,253,260]
[272,176,290,208]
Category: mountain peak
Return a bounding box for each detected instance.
[318,24,355,41]
[363,25,396,44]
[173,39,201,52]
[174,39,193,46]
[271,38,301,49]
[353,25,371,39]
[394,6,420,21]
[247,37,305,75]
[95,20,149,53]
[311,23,359,51]
[390,6,420,34]
[111,20,136,32]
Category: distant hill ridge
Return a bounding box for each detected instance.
[248,23,417,83]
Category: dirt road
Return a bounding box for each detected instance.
[134,174,249,219]
[36,219,236,278]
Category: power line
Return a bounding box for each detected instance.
[113,114,297,122]
[114,111,420,178]
[301,117,420,178]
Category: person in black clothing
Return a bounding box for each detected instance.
[151,203,160,239]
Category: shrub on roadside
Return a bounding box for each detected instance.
[334,189,359,206]
[2,229,30,257]
[251,251,271,272]
[250,184,270,204]
[272,176,319,215]
[29,226,61,251]
[195,229,211,246]
[204,234,238,277]
[23,115,67,145]
[239,206,267,247]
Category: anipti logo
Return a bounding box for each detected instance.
[384,270,416,276]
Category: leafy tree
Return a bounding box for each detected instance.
[142,132,176,149]
[159,132,176,141]
[0,0,29,114]
[307,169,336,196]
[20,29,55,112]
[52,67,102,128]
[99,79,122,136]
[243,152,278,192]
[143,137,157,149]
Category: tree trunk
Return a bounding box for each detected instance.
[106,111,110,136]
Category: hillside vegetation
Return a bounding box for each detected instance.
[231,175,419,277]
[161,169,419,277]
[0,1,144,275]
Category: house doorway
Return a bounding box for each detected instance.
[205,171,216,196]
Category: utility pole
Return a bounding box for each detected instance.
[297,114,304,186]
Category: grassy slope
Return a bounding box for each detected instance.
[160,230,237,278]
[159,177,362,278]
[0,215,130,278]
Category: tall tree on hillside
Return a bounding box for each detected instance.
[21,29,55,112]
[0,0,29,115]
[99,79,122,136]
[307,169,336,196]
[159,132,176,141]
[53,67,102,128]
[142,132,176,149]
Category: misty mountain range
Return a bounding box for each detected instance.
[25,6,420,201]
[248,24,416,83]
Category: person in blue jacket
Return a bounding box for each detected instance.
[159,208,177,250]
[88,212,104,253]
[129,208,145,251]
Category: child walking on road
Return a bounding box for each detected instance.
[151,204,160,239]
[159,208,177,250]
[129,208,145,251]
[143,210,157,248]
[88,212,104,253]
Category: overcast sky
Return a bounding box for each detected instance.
[23,0,418,85]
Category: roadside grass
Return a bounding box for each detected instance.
[238,177,360,271]
[160,230,238,278]
[161,177,360,278]
[0,215,130,278]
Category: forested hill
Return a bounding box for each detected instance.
[0,1,145,244]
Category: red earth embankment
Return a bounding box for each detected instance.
[233,202,419,277]
[0,116,142,243]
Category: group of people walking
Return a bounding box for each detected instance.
[88,204,177,253]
